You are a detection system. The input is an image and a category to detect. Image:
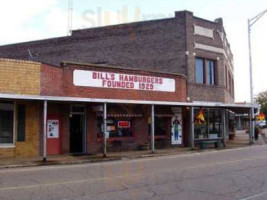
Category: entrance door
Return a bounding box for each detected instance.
[70,114,85,153]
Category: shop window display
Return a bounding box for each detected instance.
[194,108,222,139]
[97,117,133,138]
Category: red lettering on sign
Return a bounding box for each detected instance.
[92,72,97,79]
[118,121,131,128]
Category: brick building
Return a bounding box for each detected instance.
[0,11,253,159]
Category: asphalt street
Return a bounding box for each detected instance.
[1,145,267,200]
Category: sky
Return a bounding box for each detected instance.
[0,0,266,102]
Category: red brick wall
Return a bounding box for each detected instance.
[41,64,64,96]
[41,63,187,102]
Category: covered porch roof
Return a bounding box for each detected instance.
[0,93,257,112]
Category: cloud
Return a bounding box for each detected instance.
[0,0,62,44]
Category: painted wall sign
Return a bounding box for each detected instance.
[118,121,131,128]
[73,70,175,92]
[47,120,59,138]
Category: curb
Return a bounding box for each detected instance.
[0,145,263,170]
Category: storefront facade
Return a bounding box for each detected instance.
[0,58,192,158]
[41,62,188,155]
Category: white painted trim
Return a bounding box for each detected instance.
[195,43,234,74]
[194,25,214,38]
[0,93,256,109]
[0,144,15,148]
[195,43,226,57]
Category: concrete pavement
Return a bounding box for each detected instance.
[0,129,260,169]
[1,144,267,199]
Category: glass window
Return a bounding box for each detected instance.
[225,66,228,89]
[155,117,167,136]
[194,108,208,139]
[97,117,133,138]
[206,60,215,85]
[195,58,204,84]
[0,103,14,144]
[194,108,222,139]
[208,109,222,138]
[148,117,168,136]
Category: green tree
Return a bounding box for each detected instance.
[255,90,267,120]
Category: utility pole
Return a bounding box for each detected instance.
[67,0,73,35]
[248,9,267,144]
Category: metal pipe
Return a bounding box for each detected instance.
[249,109,253,145]
[103,102,107,157]
[248,19,255,144]
[151,104,155,153]
[43,100,47,162]
[247,9,267,144]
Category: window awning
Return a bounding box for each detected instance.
[155,106,174,117]
[97,105,143,117]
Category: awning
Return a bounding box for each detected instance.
[97,105,143,117]
[155,106,174,117]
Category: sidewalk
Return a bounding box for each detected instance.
[1,131,266,169]
[0,148,191,169]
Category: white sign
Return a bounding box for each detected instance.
[47,120,59,138]
[73,70,175,92]
[171,113,183,145]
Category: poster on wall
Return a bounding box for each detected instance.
[47,120,59,138]
[171,108,183,145]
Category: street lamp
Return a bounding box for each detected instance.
[248,9,267,144]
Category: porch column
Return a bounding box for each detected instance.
[43,100,47,162]
[249,109,254,145]
[238,116,242,130]
[103,102,107,157]
[151,104,155,153]
[222,109,226,147]
[191,107,195,150]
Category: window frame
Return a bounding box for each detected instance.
[194,108,223,141]
[195,57,205,84]
[195,57,217,85]
[206,59,216,85]
[0,101,16,148]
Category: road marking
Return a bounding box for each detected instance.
[1,154,267,192]
[238,191,267,200]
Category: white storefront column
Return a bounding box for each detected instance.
[43,100,47,162]
[151,104,155,153]
[222,109,226,147]
[103,102,107,157]
[191,107,195,150]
